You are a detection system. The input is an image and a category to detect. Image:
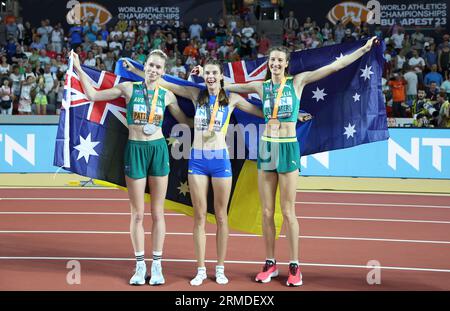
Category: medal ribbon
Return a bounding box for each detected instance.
[207,94,220,131]
[271,77,287,119]
[143,82,159,125]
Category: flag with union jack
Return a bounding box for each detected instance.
[54,58,129,186]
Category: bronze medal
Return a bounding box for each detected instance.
[267,118,281,132]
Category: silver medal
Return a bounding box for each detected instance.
[143,123,157,135]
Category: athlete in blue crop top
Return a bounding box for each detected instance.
[225,38,379,287]
[157,58,265,286]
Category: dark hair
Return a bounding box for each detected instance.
[264,46,291,80]
[197,58,229,107]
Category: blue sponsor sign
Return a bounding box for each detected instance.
[0,125,59,173]
[1,125,450,178]
[300,129,450,179]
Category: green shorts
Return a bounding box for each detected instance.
[124,138,170,178]
[35,93,48,105]
[257,136,300,173]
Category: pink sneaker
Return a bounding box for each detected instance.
[286,263,303,286]
[255,260,279,283]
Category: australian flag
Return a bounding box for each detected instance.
[223,38,389,157]
[54,58,129,187]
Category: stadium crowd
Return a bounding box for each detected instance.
[0,8,449,128]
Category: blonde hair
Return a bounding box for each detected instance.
[146,49,168,67]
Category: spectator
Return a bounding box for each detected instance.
[440,73,450,100]
[215,19,227,46]
[334,22,345,44]
[0,78,13,115]
[22,21,33,46]
[0,55,11,76]
[109,35,123,57]
[109,25,123,41]
[30,36,45,51]
[36,20,50,46]
[411,26,425,50]
[204,17,216,41]
[123,26,136,42]
[388,72,407,117]
[284,11,299,34]
[437,41,450,75]
[0,17,7,47]
[9,65,21,100]
[408,49,425,83]
[69,23,83,50]
[183,39,199,59]
[94,34,108,49]
[103,51,115,72]
[341,29,356,43]
[42,63,57,110]
[6,19,19,40]
[83,51,96,67]
[257,32,271,57]
[424,64,443,88]
[424,42,438,70]
[38,49,51,68]
[404,65,418,107]
[412,88,428,115]
[426,81,440,102]
[170,58,187,77]
[189,18,202,40]
[390,27,404,51]
[164,33,177,55]
[177,31,190,56]
[18,75,35,115]
[99,24,109,41]
[50,23,64,53]
[394,49,407,71]
[150,29,165,50]
[438,91,450,127]
[120,42,133,58]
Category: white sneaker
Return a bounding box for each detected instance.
[149,261,165,285]
[190,270,207,286]
[129,262,147,285]
[215,266,229,285]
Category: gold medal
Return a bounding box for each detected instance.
[202,130,215,140]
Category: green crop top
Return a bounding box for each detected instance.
[261,77,300,123]
[126,82,168,126]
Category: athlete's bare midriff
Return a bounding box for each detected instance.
[263,121,297,137]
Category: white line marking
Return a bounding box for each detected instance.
[0,198,129,201]
[0,230,449,245]
[297,216,450,224]
[2,187,450,196]
[0,212,182,216]
[0,256,448,273]
[2,197,450,209]
[0,212,448,225]
[296,201,450,209]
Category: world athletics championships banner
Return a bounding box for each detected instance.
[20,0,223,28]
[283,0,450,32]
[1,126,450,179]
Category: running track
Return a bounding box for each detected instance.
[0,188,449,291]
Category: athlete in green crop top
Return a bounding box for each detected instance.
[224,38,379,287]
[72,49,192,287]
